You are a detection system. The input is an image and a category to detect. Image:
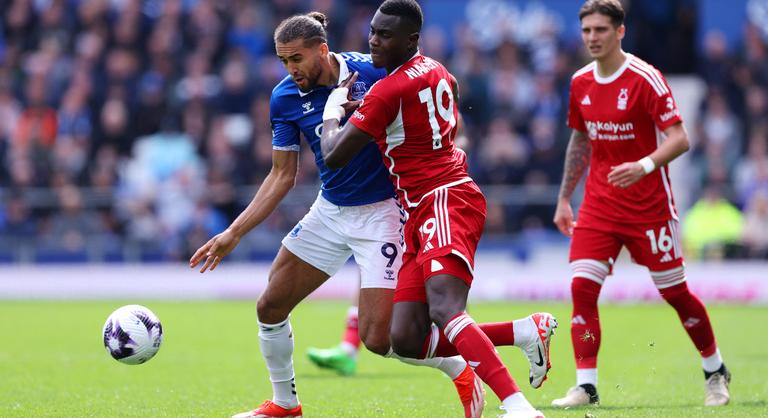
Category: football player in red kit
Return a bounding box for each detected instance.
[320,1,556,417]
[551,0,730,408]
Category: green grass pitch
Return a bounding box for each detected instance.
[1,301,765,417]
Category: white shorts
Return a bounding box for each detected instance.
[282,193,405,289]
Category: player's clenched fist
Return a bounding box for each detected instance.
[189,228,241,273]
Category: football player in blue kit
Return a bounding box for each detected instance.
[189,12,481,418]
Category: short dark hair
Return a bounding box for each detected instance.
[579,0,625,28]
[379,0,423,32]
[274,11,328,45]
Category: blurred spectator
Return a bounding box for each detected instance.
[0,76,21,183]
[734,131,768,206]
[743,86,766,137]
[0,77,21,144]
[216,54,254,114]
[116,121,205,260]
[489,42,535,124]
[133,73,169,138]
[476,116,530,184]
[742,190,768,259]
[54,86,91,182]
[97,96,133,155]
[698,89,742,161]
[13,75,57,151]
[11,75,57,187]
[0,192,36,256]
[226,2,269,61]
[174,52,222,104]
[683,185,744,259]
[38,184,105,258]
[699,30,734,88]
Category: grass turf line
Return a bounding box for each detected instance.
[0,301,765,417]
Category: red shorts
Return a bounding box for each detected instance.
[570,214,684,272]
[394,181,487,303]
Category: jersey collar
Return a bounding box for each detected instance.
[333,52,351,85]
[297,52,349,97]
[391,51,421,74]
[593,52,633,84]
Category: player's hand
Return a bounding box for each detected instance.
[553,198,576,237]
[189,228,241,273]
[339,71,361,115]
[607,162,646,188]
[323,72,360,121]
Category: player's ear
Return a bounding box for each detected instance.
[616,24,626,41]
[318,42,329,57]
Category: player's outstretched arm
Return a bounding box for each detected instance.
[607,122,690,189]
[189,150,299,272]
[320,72,372,169]
[554,129,591,237]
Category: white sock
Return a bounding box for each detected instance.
[386,349,467,380]
[511,316,536,347]
[501,392,535,411]
[339,341,357,357]
[258,318,298,408]
[576,368,598,387]
[702,348,723,372]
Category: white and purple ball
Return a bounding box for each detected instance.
[103,305,163,365]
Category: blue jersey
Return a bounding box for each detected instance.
[270,52,394,206]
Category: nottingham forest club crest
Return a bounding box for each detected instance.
[617,88,629,110]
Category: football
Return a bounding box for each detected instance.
[102,305,163,365]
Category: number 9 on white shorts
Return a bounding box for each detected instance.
[282,193,405,289]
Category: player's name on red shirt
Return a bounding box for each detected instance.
[402,58,440,80]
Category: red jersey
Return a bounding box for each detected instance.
[349,54,470,210]
[568,53,683,224]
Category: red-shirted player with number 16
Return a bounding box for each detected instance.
[320,1,557,417]
[552,0,731,409]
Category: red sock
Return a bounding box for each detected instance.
[571,277,602,369]
[424,322,515,358]
[659,282,717,356]
[443,312,519,400]
[479,322,516,346]
[341,306,360,350]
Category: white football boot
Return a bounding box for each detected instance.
[704,369,731,406]
[551,384,600,407]
[520,312,558,388]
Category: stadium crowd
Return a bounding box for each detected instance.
[0,0,766,262]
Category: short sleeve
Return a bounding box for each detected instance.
[647,73,683,130]
[349,84,398,139]
[567,80,586,132]
[270,94,300,151]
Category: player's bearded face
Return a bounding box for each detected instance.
[305,56,324,90]
[276,40,324,91]
[580,13,624,59]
